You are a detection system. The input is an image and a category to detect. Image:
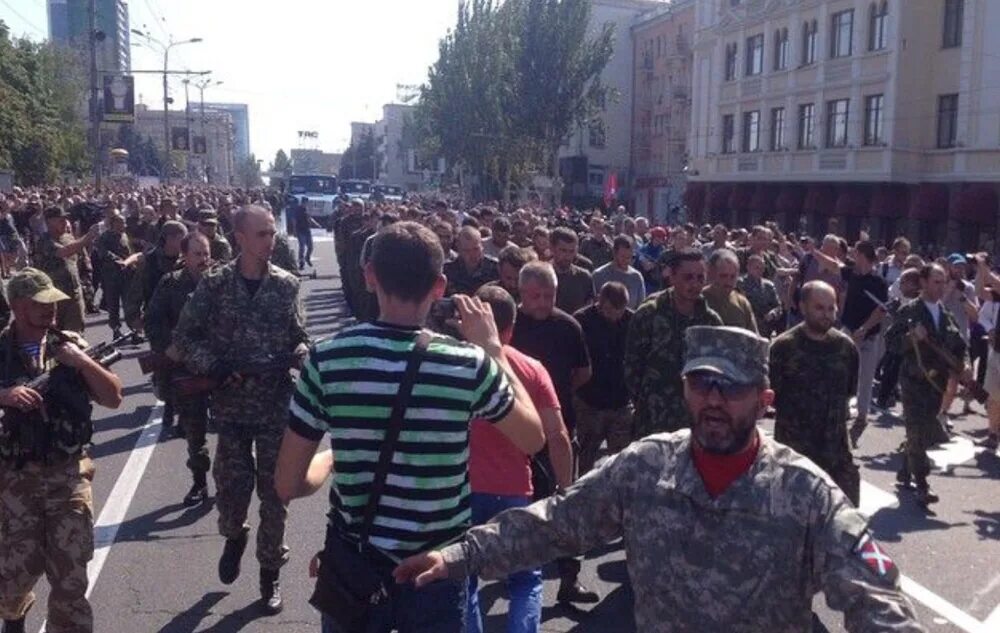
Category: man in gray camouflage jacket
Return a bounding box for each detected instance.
[393,325,923,633]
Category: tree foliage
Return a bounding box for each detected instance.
[115,125,163,176]
[0,20,89,185]
[238,153,263,188]
[415,0,614,201]
[269,149,292,177]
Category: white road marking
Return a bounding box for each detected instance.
[859,480,899,518]
[38,403,164,633]
[983,604,1000,631]
[928,436,983,475]
[900,576,992,633]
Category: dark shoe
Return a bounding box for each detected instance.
[259,569,283,615]
[183,482,208,507]
[895,469,912,488]
[915,486,939,506]
[2,618,26,633]
[557,581,599,605]
[111,327,123,340]
[218,526,250,585]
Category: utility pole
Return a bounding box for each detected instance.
[183,79,192,181]
[195,79,222,184]
[88,0,101,186]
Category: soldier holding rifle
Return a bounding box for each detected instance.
[0,268,123,633]
[172,205,309,615]
[884,263,970,507]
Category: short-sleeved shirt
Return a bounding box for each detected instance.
[444,256,500,296]
[469,346,559,497]
[555,264,595,314]
[511,308,590,432]
[289,322,514,556]
[840,268,889,338]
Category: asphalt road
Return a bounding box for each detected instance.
[14,229,1000,633]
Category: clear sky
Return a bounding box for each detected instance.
[2,0,458,166]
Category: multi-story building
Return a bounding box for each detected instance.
[203,103,251,166]
[688,0,1000,251]
[631,0,695,224]
[48,0,131,73]
[560,0,665,205]
[289,149,342,176]
[133,104,235,184]
[376,103,445,191]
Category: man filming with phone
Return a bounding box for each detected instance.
[275,221,544,633]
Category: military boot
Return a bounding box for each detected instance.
[259,568,283,615]
[1,618,26,633]
[183,472,208,507]
[914,479,939,506]
[218,525,250,585]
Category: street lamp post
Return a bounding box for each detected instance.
[131,29,203,184]
[194,79,223,183]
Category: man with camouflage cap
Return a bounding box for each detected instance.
[0,268,123,633]
[393,325,923,633]
[197,210,233,265]
[31,206,99,333]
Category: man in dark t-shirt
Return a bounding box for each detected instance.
[509,260,598,605]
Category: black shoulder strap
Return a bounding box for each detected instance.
[358,331,431,547]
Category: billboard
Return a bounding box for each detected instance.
[103,75,135,123]
[171,127,190,151]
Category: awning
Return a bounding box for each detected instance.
[750,184,779,216]
[909,183,949,221]
[803,184,836,216]
[728,183,754,211]
[869,184,909,218]
[953,184,999,225]
[834,186,870,217]
[708,183,732,212]
[775,185,805,215]
[682,183,706,218]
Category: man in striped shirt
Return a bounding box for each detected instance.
[276,221,544,633]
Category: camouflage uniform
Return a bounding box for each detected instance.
[440,433,922,632]
[0,327,97,632]
[94,229,132,332]
[737,274,781,336]
[122,247,181,329]
[624,289,722,437]
[209,233,233,264]
[32,234,85,333]
[146,269,209,486]
[334,210,365,314]
[884,299,966,491]
[769,324,861,505]
[231,233,298,275]
[172,258,308,572]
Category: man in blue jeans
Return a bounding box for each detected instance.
[467,286,574,632]
[274,221,545,633]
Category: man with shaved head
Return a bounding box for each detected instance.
[443,225,499,296]
[769,280,862,505]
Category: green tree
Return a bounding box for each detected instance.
[116,125,163,176]
[238,153,263,188]
[0,20,89,184]
[338,129,378,180]
[269,149,292,177]
[414,0,614,202]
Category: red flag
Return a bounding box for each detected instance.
[604,171,618,206]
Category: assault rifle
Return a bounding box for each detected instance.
[172,354,298,398]
[1,330,130,465]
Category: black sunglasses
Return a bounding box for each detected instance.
[685,372,757,401]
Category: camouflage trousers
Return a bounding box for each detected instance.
[177,394,210,482]
[0,456,94,632]
[900,382,946,485]
[213,428,289,571]
[574,397,633,475]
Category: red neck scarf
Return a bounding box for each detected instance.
[690,431,761,498]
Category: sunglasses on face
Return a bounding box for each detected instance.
[685,372,757,401]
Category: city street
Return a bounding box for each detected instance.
[17,230,1000,633]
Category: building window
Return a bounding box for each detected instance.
[863,94,884,145]
[830,10,854,58]
[770,107,786,150]
[826,99,850,148]
[774,27,789,70]
[802,19,818,65]
[798,103,815,149]
[869,2,888,51]
[589,118,606,148]
[724,42,738,81]
[742,111,761,152]
[937,94,959,148]
[943,0,963,48]
[745,34,764,76]
[722,114,736,153]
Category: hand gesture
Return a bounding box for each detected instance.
[53,340,90,369]
[0,385,43,411]
[452,295,502,355]
[392,551,447,588]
